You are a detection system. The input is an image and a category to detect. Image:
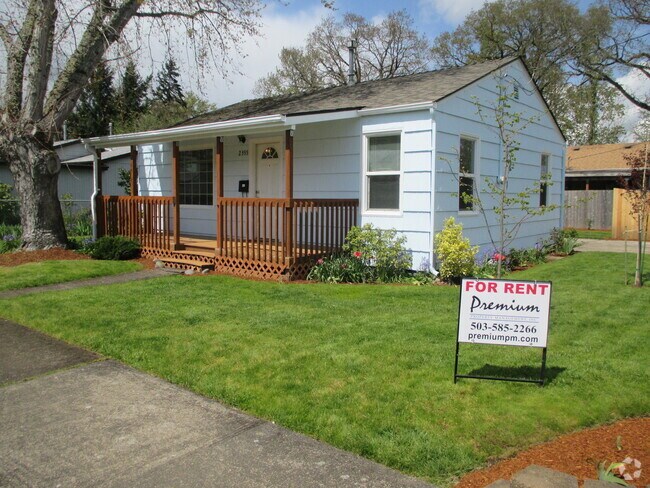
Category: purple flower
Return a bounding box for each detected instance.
[2,234,16,242]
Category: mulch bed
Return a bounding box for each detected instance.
[0,249,89,266]
[455,417,649,488]
[0,248,154,269]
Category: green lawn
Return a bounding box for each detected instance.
[573,229,612,240]
[0,260,142,291]
[1,253,648,486]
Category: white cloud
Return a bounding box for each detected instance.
[419,0,487,24]
[615,68,648,139]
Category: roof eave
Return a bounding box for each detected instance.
[84,114,287,148]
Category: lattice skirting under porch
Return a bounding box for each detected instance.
[141,248,317,281]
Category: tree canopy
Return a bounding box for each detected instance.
[428,0,638,145]
[254,10,431,97]
[0,0,262,249]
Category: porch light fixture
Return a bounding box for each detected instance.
[237,135,246,144]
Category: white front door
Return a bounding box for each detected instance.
[254,143,283,245]
[255,143,282,198]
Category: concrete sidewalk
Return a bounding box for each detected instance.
[578,238,650,254]
[0,320,433,488]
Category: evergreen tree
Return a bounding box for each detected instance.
[153,57,186,107]
[116,60,151,129]
[67,62,116,138]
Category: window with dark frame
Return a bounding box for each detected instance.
[179,148,214,206]
[540,154,549,207]
[459,137,476,211]
[366,134,401,211]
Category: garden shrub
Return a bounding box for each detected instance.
[549,227,580,255]
[307,253,372,283]
[61,194,92,238]
[434,217,478,283]
[0,224,21,254]
[0,183,20,225]
[85,236,140,260]
[343,224,412,282]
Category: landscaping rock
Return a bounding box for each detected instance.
[485,480,512,487]
[583,480,623,488]
[201,268,210,274]
[154,259,165,269]
[184,269,195,276]
[511,465,578,488]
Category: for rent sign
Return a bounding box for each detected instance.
[458,278,552,348]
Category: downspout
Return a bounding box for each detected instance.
[430,105,439,275]
[559,141,569,229]
[91,147,100,239]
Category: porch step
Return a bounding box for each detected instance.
[158,257,215,271]
[173,249,215,258]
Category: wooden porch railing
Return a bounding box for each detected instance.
[218,198,359,264]
[98,196,359,264]
[100,196,175,250]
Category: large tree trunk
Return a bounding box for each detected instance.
[4,135,67,249]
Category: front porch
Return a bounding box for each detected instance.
[94,130,359,279]
[97,195,358,280]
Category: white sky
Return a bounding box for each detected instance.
[418,0,488,24]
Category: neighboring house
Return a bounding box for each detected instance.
[565,142,646,191]
[85,57,566,279]
[0,139,131,212]
[563,141,648,230]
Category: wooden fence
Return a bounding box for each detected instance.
[564,190,613,230]
[612,188,650,240]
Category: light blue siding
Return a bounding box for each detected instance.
[360,110,435,270]
[434,59,565,256]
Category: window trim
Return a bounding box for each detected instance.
[362,130,403,216]
[458,134,479,214]
[178,144,216,208]
[539,153,550,207]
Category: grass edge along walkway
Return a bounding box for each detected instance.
[0,260,146,294]
[1,252,648,487]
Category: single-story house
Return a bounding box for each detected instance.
[0,139,131,214]
[565,142,646,190]
[85,56,566,279]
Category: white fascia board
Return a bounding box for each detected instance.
[286,109,360,125]
[358,101,434,116]
[84,114,286,148]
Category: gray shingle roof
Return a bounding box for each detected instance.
[176,57,518,128]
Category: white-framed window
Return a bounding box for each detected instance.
[179,148,213,205]
[540,154,550,207]
[459,136,477,212]
[365,133,401,211]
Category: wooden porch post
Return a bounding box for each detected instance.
[215,137,224,255]
[129,145,138,196]
[171,141,183,250]
[285,129,294,263]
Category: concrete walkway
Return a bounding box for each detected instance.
[578,238,650,254]
[0,268,169,299]
[0,319,433,488]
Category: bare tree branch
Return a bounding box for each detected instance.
[42,0,141,131]
[23,0,57,121]
[0,22,13,50]
[2,0,38,119]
